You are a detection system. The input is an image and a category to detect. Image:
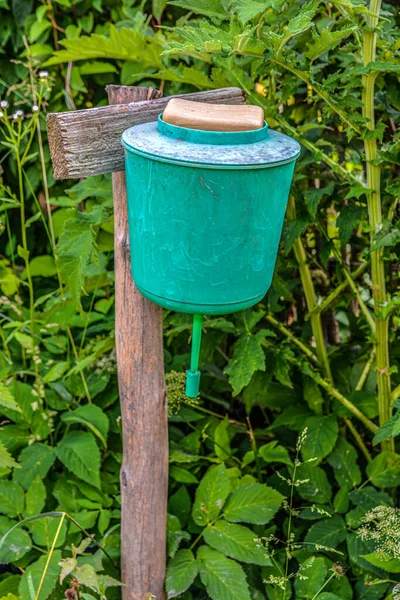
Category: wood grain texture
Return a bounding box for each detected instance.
[162,98,264,131]
[47,87,246,179]
[108,85,168,600]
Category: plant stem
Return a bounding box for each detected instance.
[355,347,376,391]
[306,262,368,320]
[35,513,65,600]
[311,572,336,600]
[345,417,372,463]
[265,314,318,364]
[286,196,333,383]
[362,0,393,450]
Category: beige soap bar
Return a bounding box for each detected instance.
[162,98,264,132]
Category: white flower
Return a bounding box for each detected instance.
[32,105,39,113]
[0,100,8,109]
[39,70,48,79]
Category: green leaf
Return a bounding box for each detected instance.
[28,516,67,548]
[0,518,32,563]
[305,515,347,549]
[169,466,198,484]
[259,441,292,466]
[168,0,228,19]
[346,486,392,528]
[203,520,272,565]
[61,404,109,447]
[337,204,364,245]
[233,0,285,23]
[166,549,198,598]
[303,376,324,415]
[0,441,19,470]
[56,205,108,308]
[361,553,400,573]
[45,25,162,67]
[0,481,24,517]
[197,546,251,600]
[224,331,267,396]
[295,557,328,599]
[305,26,357,61]
[366,451,400,488]
[327,438,361,488]
[223,483,283,524]
[56,431,101,489]
[14,443,55,490]
[19,549,61,600]
[192,464,231,526]
[23,477,46,518]
[0,382,21,413]
[304,183,335,218]
[214,417,231,460]
[282,217,308,254]
[297,463,332,504]
[301,416,338,464]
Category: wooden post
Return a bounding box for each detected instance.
[107,85,168,600]
[46,86,246,598]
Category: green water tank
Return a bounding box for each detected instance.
[122,111,300,396]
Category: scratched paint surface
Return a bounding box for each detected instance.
[122,121,300,169]
[124,150,296,315]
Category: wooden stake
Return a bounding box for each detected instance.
[107,85,168,600]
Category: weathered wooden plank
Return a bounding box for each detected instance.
[108,85,168,600]
[47,87,246,179]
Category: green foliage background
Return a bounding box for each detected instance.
[0,0,399,598]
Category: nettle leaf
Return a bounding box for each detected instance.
[304,182,335,218]
[234,0,279,23]
[224,331,267,396]
[56,431,101,489]
[168,0,228,19]
[192,463,231,526]
[0,441,19,470]
[371,220,400,251]
[14,443,56,490]
[366,451,400,488]
[197,546,251,600]
[0,382,20,413]
[203,520,272,565]
[301,415,338,464]
[295,556,327,599]
[282,216,308,254]
[56,205,108,308]
[328,438,361,488]
[305,514,347,550]
[223,483,283,524]
[337,204,364,245]
[0,481,24,518]
[166,549,198,598]
[61,404,109,447]
[373,410,400,446]
[305,26,357,61]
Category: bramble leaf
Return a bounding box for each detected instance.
[197,546,251,600]
[56,431,101,489]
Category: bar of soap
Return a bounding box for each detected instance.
[162,98,264,132]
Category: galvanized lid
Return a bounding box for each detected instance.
[121,115,301,170]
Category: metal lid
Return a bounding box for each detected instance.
[121,115,301,170]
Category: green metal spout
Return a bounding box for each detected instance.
[185,314,203,398]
